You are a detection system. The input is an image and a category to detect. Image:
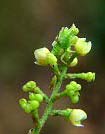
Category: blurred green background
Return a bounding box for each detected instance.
[0,0,105,134]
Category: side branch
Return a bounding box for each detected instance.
[51,109,72,118]
[65,72,95,82]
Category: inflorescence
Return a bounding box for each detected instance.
[19,24,95,134]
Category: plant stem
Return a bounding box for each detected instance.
[32,66,67,134]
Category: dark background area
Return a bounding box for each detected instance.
[0,0,105,134]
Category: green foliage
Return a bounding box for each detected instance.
[19,24,95,134]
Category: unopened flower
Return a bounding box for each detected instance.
[71,95,79,104]
[34,47,50,66]
[83,72,95,82]
[34,47,57,66]
[77,72,95,82]
[19,98,27,109]
[29,93,43,103]
[69,109,87,127]
[28,100,40,111]
[74,38,92,56]
[22,81,36,92]
[20,100,40,113]
[66,81,81,92]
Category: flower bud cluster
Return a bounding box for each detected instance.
[57,24,79,49]
[51,24,79,57]
[19,81,43,113]
[51,24,92,67]
[19,92,43,113]
[65,81,81,103]
[79,72,95,82]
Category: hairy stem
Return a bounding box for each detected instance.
[32,66,67,134]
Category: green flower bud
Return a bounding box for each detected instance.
[29,92,36,100]
[86,72,95,82]
[69,58,78,67]
[28,100,40,110]
[71,95,79,104]
[22,81,36,92]
[19,98,27,109]
[82,72,95,82]
[74,38,92,56]
[34,47,50,66]
[69,24,79,35]
[69,109,87,127]
[68,90,75,96]
[29,93,43,103]
[24,104,32,113]
[66,81,81,92]
[46,53,57,65]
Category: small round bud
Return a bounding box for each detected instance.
[34,47,50,66]
[46,53,57,65]
[19,98,27,109]
[71,95,79,104]
[29,93,43,103]
[69,58,78,67]
[70,81,77,86]
[74,38,92,56]
[28,100,40,110]
[22,81,36,92]
[69,109,87,127]
[29,92,36,100]
[34,94,43,103]
[68,90,75,96]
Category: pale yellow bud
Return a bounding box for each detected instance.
[69,58,78,67]
[69,109,87,127]
[74,38,92,56]
[34,47,50,66]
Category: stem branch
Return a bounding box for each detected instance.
[32,66,67,134]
